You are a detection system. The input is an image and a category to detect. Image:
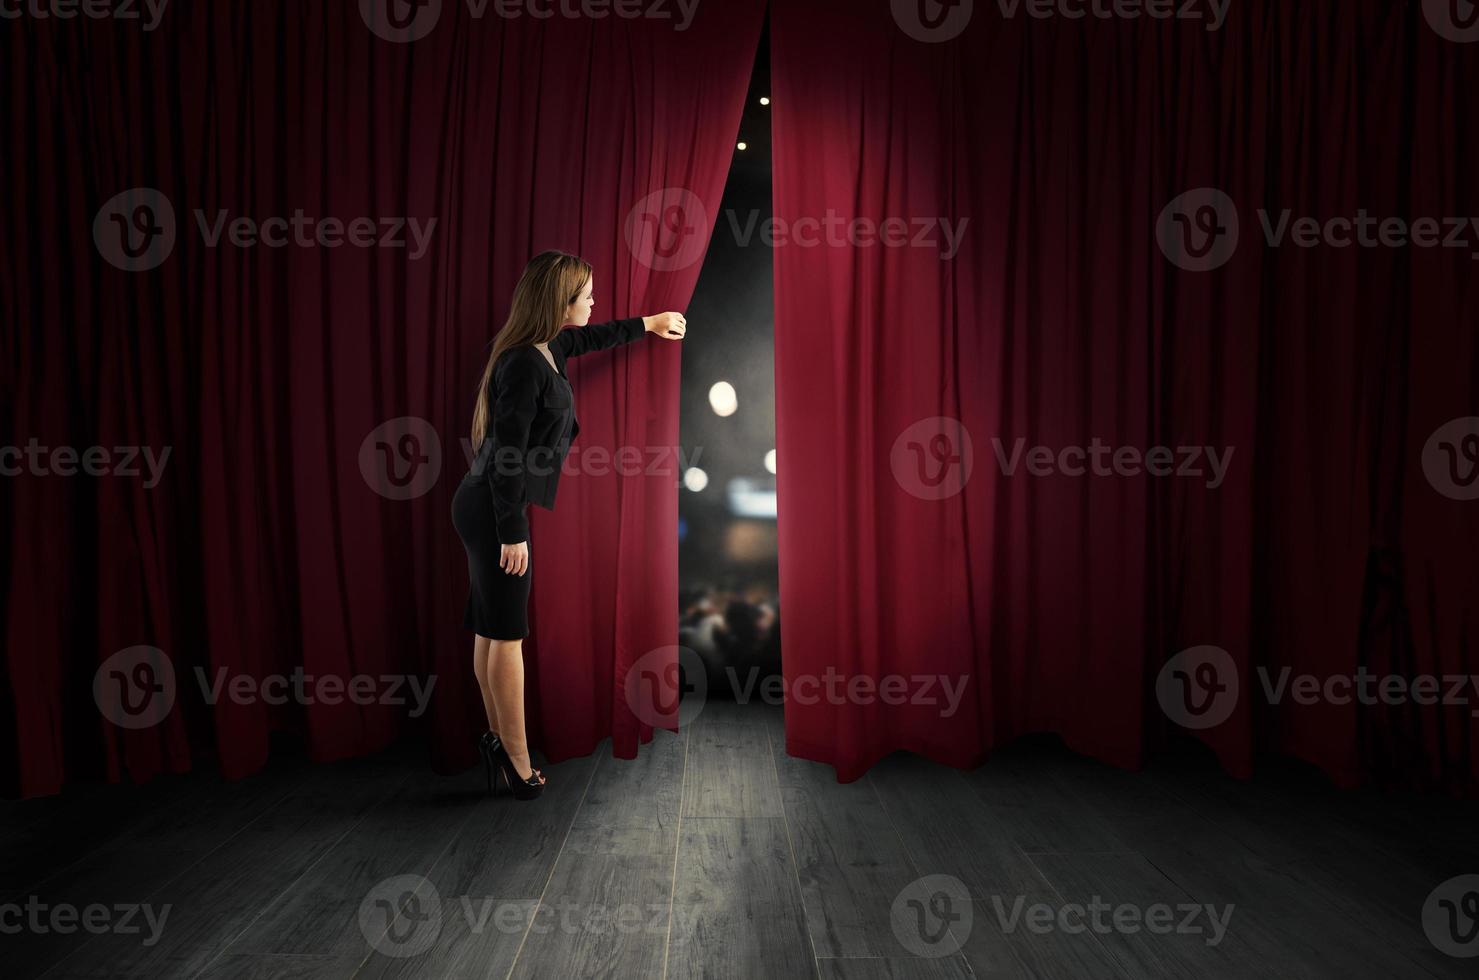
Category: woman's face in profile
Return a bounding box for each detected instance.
[565,277,594,326]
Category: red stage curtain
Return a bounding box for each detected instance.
[770,0,1478,794]
[1,0,764,797]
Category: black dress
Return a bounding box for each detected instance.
[452,317,646,639]
[451,469,535,638]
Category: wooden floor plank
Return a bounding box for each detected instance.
[505,739,681,980]
[507,823,676,980]
[353,750,601,980]
[961,747,1136,855]
[196,953,366,979]
[668,816,816,980]
[772,739,924,959]
[867,755,1052,902]
[814,956,973,980]
[1022,851,1258,979]
[682,701,783,818]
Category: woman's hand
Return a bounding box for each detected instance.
[643,312,687,340]
[500,541,529,576]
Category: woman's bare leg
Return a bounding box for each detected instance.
[489,638,545,783]
[471,635,500,738]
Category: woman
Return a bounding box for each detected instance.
[452,250,686,799]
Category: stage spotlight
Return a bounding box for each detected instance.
[708,381,738,417]
[684,467,710,492]
[764,449,777,474]
[737,141,748,151]
[759,97,770,106]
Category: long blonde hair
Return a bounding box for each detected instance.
[471,250,591,446]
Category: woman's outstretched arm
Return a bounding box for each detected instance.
[549,316,647,360]
[550,312,688,359]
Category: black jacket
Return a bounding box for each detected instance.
[467,316,646,544]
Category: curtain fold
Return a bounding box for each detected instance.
[771,0,1478,794]
[1,0,765,797]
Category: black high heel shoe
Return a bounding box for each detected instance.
[490,741,546,801]
[477,731,502,797]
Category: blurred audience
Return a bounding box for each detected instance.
[679,583,780,700]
